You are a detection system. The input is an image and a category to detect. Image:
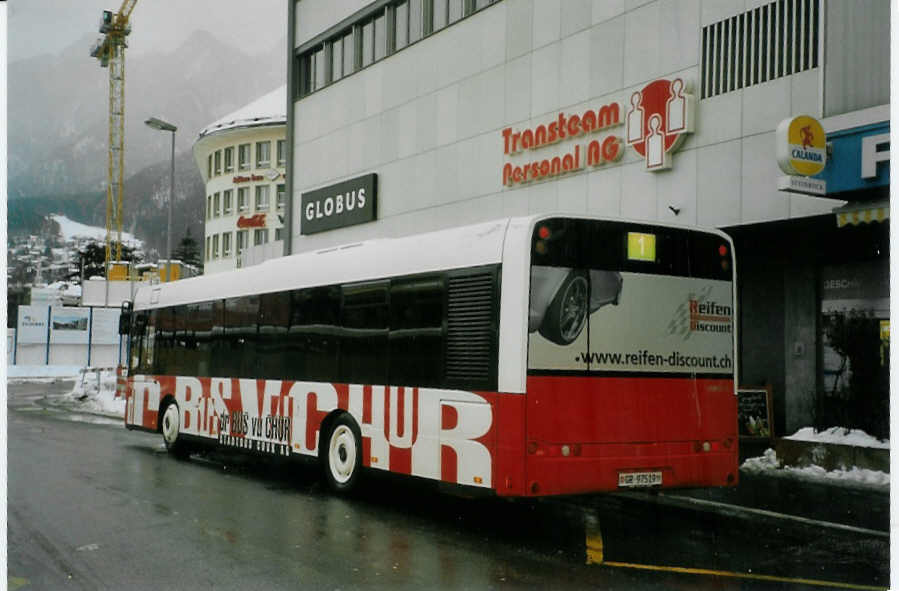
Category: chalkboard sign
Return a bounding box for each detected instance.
[737,386,773,441]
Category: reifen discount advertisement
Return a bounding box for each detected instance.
[528,270,734,375]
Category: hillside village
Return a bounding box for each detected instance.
[6,214,200,326]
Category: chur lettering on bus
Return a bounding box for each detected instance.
[126,376,493,487]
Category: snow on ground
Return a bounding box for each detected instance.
[741,448,889,489]
[64,367,125,419]
[50,214,141,247]
[785,426,889,449]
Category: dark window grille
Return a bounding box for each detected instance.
[701,0,819,99]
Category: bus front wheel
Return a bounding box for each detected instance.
[160,401,190,460]
[321,413,363,493]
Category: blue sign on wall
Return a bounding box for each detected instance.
[814,121,890,196]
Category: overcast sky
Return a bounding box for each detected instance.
[8,0,287,62]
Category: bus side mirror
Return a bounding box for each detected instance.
[119,301,133,335]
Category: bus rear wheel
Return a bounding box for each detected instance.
[321,413,362,493]
[160,401,190,460]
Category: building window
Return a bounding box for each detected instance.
[222,232,232,257]
[237,229,248,253]
[449,0,463,24]
[342,31,354,77]
[205,236,211,261]
[275,228,283,241]
[207,154,213,178]
[214,150,222,176]
[255,185,270,211]
[224,147,234,172]
[276,184,286,211]
[206,195,212,220]
[213,192,221,217]
[331,34,343,82]
[223,189,233,215]
[409,0,423,44]
[277,140,286,168]
[238,143,251,171]
[213,234,219,259]
[254,228,269,246]
[256,141,271,168]
[395,2,408,50]
[375,12,387,60]
[238,187,250,212]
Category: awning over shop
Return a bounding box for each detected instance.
[834,201,889,228]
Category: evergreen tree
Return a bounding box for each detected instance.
[172,228,202,269]
[71,241,139,279]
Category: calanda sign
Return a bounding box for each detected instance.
[500,78,695,186]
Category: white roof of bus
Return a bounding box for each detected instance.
[133,217,515,310]
[132,214,734,310]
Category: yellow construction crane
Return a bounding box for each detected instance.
[90,0,139,276]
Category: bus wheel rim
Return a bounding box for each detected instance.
[329,425,356,484]
[560,276,588,342]
[162,404,179,444]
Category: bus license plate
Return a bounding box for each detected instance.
[618,471,662,488]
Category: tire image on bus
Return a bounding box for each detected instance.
[529,267,623,345]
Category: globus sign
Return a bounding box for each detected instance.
[500,77,695,186]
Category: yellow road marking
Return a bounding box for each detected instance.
[585,515,884,590]
[584,513,603,565]
[600,561,887,590]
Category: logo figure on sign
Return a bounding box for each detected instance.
[800,125,814,149]
[625,78,695,171]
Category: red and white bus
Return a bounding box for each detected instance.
[121,214,738,496]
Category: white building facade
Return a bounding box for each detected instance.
[193,86,288,274]
[288,1,890,436]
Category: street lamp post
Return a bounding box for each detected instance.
[144,117,177,280]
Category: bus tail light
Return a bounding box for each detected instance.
[527,441,538,455]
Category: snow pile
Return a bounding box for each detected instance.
[741,448,889,490]
[66,368,125,419]
[785,426,888,449]
[740,448,781,472]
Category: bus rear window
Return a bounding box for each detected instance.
[531,218,732,280]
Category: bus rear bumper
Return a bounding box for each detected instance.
[517,450,739,497]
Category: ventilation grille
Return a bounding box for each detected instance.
[446,273,495,385]
[701,0,820,99]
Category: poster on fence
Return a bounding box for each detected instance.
[17,306,49,344]
[50,307,90,344]
[91,308,121,345]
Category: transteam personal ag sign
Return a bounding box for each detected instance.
[301,173,377,235]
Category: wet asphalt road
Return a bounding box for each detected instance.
[7,380,890,590]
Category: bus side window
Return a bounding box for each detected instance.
[288,286,341,382]
[223,296,258,379]
[389,276,445,387]
[129,311,148,371]
[258,291,291,379]
[341,281,389,385]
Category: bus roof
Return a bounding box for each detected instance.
[131,214,734,310]
[133,217,513,310]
